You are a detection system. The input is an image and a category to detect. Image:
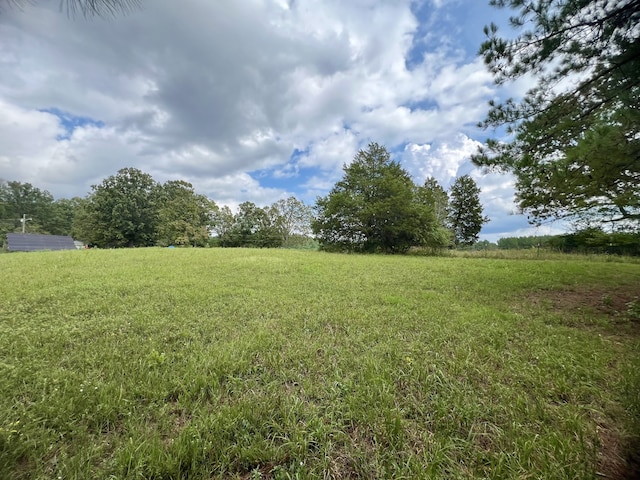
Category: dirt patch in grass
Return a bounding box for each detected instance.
[596,425,640,480]
[526,284,640,328]
[525,284,640,480]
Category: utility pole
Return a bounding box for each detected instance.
[21,214,32,233]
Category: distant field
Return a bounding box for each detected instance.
[0,248,638,479]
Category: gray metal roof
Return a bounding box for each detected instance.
[6,233,77,252]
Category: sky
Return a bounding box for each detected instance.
[0,0,567,242]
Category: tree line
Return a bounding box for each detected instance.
[0,169,314,249]
[498,231,640,256]
[1,144,489,252]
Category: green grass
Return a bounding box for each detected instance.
[0,248,638,479]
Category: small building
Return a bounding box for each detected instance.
[6,233,77,252]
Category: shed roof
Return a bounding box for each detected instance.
[6,233,77,252]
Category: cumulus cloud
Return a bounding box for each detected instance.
[0,101,63,171]
[402,133,482,187]
[0,0,537,238]
[193,172,286,211]
[398,133,545,241]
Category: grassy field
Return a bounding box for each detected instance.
[0,248,638,479]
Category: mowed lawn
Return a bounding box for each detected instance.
[0,249,638,479]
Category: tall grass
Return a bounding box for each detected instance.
[448,248,640,263]
[0,248,638,479]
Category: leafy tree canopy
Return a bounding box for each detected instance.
[83,167,159,248]
[210,197,314,249]
[313,143,447,253]
[211,205,236,247]
[47,197,85,236]
[270,196,314,247]
[156,180,218,247]
[214,202,277,248]
[232,201,282,248]
[473,0,640,226]
[497,235,556,250]
[545,228,640,256]
[0,180,85,241]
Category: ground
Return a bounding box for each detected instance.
[527,284,640,480]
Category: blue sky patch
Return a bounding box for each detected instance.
[403,98,438,112]
[40,107,105,140]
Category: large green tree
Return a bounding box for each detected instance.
[81,168,159,248]
[448,175,488,247]
[70,197,94,241]
[155,180,217,247]
[212,198,312,249]
[473,0,640,226]
[313,143,443,253]
[229,201,264,248]
[253,204,284,248]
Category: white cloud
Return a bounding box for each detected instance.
[481,223,568,244]
[0,100,62,169]
[194,172,286,210]
[397,133,540,241]
[402,133,482,187]
[299,129,360,171]
[0,0,545,237]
